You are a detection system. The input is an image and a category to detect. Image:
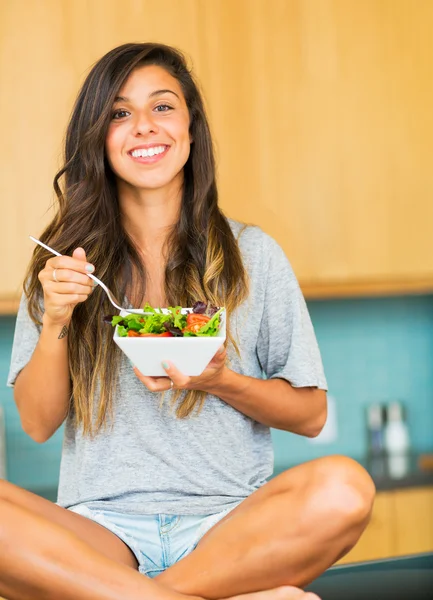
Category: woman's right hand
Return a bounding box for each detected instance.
[38,247,95,325]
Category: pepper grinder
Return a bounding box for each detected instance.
[366,403,385,456]
[384,401,410,455]
[384,401,410,479]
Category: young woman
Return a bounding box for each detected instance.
[4,43,375,600]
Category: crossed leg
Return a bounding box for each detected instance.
[156,455,375,598]
[0,455,373,600]
[0,476,324,600]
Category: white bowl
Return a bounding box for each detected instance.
[113,308,226,376]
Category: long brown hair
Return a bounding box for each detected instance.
[25,43,249,435]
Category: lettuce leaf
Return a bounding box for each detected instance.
[195,308,223,336]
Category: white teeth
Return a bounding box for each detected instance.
[131,145,166,158]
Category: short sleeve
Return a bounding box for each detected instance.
[7,292,41,387]
[256,234,327,390]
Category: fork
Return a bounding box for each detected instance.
[29,236,153,315]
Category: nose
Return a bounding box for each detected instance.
[133,110,159,136]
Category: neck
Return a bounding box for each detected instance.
[118,177,183,257]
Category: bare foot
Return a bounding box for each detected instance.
[227,586,321,600]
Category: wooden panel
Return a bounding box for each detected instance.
[337,491,395,564]
[0,0,209,302]
[338,487,433,565]
[201,0,433,284]
[1,1,433,308]
[393,487,433,556]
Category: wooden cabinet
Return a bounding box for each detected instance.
[2,1,433,313]
[338,486,433,565]
[394,487,433,556]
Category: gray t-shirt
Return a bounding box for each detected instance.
[8,221,327,515]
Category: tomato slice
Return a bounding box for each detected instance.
[186,313,210,326]
[183,322,203,334]
[127,330,141,337]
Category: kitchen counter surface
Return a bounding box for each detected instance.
[360,452,433,491]
[274,452,433,492]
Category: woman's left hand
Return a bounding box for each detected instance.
[134,345,227,392]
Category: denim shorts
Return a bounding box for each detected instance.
[68,503,240,577]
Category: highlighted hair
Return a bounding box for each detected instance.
[25,43,249,435]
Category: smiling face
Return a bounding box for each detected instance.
[105,64,192,195]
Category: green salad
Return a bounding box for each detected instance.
[104,301,223,338]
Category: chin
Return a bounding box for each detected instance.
[136,177,176,190]
[115,165,185,193]
[118,174,172,190]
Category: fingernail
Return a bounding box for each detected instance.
[86,264,94,273]
[162,361,169,370]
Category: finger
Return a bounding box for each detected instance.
[46,281,94,296]
[46,253,95,275]
[42,268,95,287]
[72,247,96,281]
[46,293,90,305]
[72,247,87,261]
[161,361,189,388]
[71,247,95,283]
[208,348,227,366]
[210,345,226,360]
[134,368,172,391]
[39,265,94,292]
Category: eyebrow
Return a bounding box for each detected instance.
[113,89,180,103]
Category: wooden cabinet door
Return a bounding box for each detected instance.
[2,1,433,310]
[337,491,395,564]
[212,1,433,297]
[338,487,433,565]
[0,0,212,311]
[393,487,433,556]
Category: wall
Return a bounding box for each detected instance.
[2,294,433,491]
[0,317,63,491]
[273,294,433,470]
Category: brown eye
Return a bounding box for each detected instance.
[112,109,129,120]
[154,104,173,112]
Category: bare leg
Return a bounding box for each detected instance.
[0,482,318,600]
[156,456,375,599]
[0,480,139,569]
[0,498,195,600]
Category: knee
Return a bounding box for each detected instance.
[0,479,20,503]
[0,479,13,497]
[308,455,375,531]
[0,478,9,500]
[0,496,15,540]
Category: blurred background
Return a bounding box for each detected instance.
[1,0,433,566]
